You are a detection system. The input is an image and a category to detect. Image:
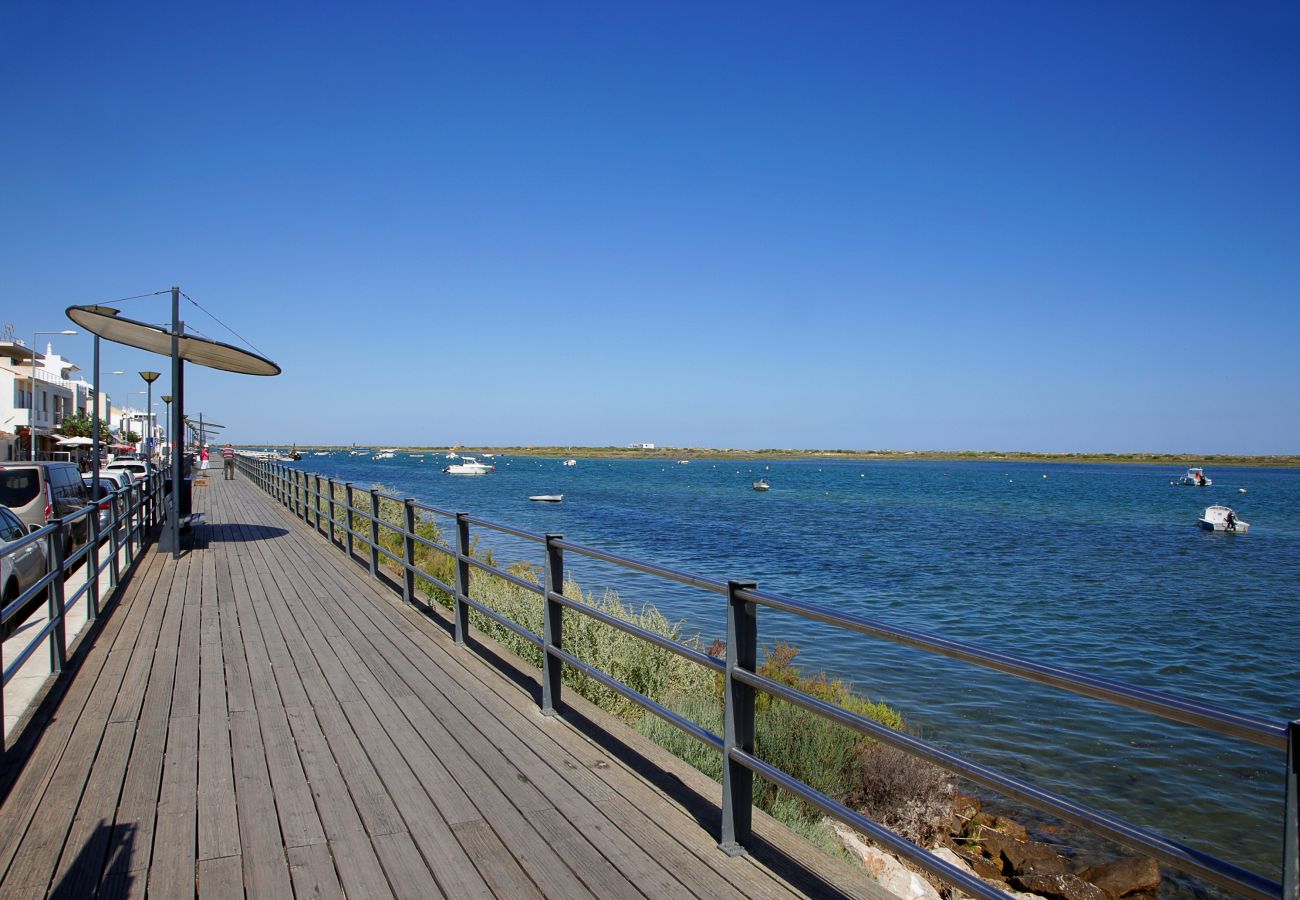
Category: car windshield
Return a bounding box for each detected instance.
[0,469,41,507]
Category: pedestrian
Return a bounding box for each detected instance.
[222,442,236,480]
[200,445,210,471]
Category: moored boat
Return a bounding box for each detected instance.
[752,478,770,491]
[1177,467,1212,486]
[528,494,564,502]
[562,458,577,467]
[444,456,495,475]
[1197,505,1248,533]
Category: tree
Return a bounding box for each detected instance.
[60,411,93,437]
[124,431,141,444]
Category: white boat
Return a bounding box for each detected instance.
[562,459,577,467]
[374,451,396,460]
[528,494,564,502]
[1177,467,1212,486]
[677,460,690,465]
[446,452,460,459]
[1198,505,1248,533]
[444,456,495,476]
[752,478,770,491]
[313,451,329,456]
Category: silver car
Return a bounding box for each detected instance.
[1,504,48,628]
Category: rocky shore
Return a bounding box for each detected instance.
[834,793,1162,900]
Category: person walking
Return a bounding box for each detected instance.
[222,442,236,480]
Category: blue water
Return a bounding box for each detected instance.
[285,452,1299,880]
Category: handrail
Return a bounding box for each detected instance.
[1,468,165,746]
[242,457,1299,900]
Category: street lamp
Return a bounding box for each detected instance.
[30,329,78,460]
[140,371,160,459]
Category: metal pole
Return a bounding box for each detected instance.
[169,285,183,559]
[542,533,564,716]
[368,488,381,577]
[402,498,417,605]
[453,513,471,646]
[1285,719,1299,900]
[87,335,101,621]
[48,523,67,673]
[720,579,758,855]
[29,333,37,461]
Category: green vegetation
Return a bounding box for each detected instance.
[331,484,951,851]
[251,443,1300,468]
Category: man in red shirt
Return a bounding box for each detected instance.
[222,442,236,480]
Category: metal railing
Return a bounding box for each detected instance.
[1,470,164,745]
[242,457,1298,900]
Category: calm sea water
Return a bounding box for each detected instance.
[284,452,1299,881]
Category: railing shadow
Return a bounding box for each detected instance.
[49,819,136,899]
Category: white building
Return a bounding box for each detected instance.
[627,442,656,450]
[0,340,87,461]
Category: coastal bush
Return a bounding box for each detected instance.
[349,482,950,855]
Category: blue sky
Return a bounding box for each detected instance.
[3,2,1297,452]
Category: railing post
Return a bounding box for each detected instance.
[1285,719,1299,900]
[453,513,471,646]
[368,488,381,578]
[47,523,68,674]
[123,485,136,568]
[313,474,323,534]
[542,533,564,716]
[87,500,100,623]
[720,578,758,856]
[344,483,355,559]
[326,477,336,544]
[402,499,417,605]
[108,491,121,589]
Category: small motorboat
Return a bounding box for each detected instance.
[528,494,564,503]
[288,444,302,461]
[1197,505,1248,533]
[562,459,577,467]
[375,450,397,460]
[1177,467,1212,487]
[752,479,770,491]
[444,456,495,476]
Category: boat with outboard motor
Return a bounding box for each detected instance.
[1198,505,1248,533]
[1177,467,1212,486]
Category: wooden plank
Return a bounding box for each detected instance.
[46,720,136,897]
[286,842,346,900]
[196,853,244,900]
[229,708,294,897]
[0,548,166,883]
[0,559,173,897]
[148,721,198,899]
[370,831,447,900]
[102,548,191,886]
[197,546,239,862]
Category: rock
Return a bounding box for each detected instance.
[999,839,1068,875]
[833,822,942,900]
[953,846,1007,881]
[1079,858,1161,898]
[1014,873,1107,900]
[993,816,1029,842]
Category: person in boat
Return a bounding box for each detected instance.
[1225,509,1236,531]
[1197,471,1206,486]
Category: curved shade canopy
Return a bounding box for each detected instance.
[66,305,281,376]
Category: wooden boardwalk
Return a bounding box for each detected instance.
[0,474,890,898]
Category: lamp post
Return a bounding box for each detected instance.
[30,329,78,460]
[140,371,160,460]
[161,395,172,463]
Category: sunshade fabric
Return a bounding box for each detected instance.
[66,306,280,376]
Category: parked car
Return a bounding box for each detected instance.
[0,462,92,555]
[103,460,154,482]
[83,478,120,535]
[0,503,48,636]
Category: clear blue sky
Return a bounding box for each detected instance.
[3,1,1297,452]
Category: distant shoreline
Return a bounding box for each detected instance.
[242,446,1300,468]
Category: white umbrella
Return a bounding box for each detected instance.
[57,436,96,446]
